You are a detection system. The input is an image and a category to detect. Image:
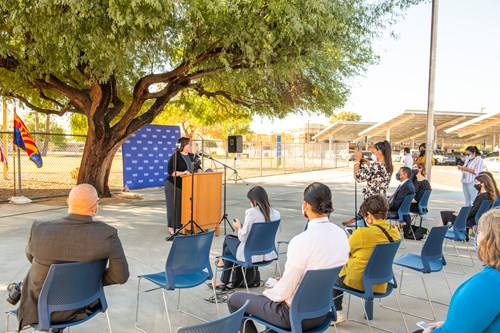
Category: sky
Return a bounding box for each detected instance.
[251,0,500,133]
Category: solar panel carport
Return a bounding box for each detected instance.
[356,110,483,145]
[445,111,500,147]
[312,121,376,142]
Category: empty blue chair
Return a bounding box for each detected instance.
[177,300,249,333]
[216,219,280,293]
[384,226,450,321]
[333,242,408,333]
[244,266,343,333]
[135,231,216,333]
[411,189,432,229]
[6,260,112,332]
[443,206,472,274]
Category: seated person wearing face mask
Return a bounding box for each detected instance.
[333,195,401,324]
[439,174,496,231]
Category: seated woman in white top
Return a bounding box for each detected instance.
[217,186,280,289]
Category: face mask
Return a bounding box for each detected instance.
[250,202,254,208]
[465,155,472,161]
[474,184,482,191]
[302,204,308,219]
[395,172,400,181]
[474,232,479,252]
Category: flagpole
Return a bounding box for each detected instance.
[2,97,7,180]
[17,148,23,196]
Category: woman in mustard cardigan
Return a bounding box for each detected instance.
[333,194,401,323]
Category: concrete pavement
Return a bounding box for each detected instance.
[0,166,483,332]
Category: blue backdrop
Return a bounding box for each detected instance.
[122,124,180,189]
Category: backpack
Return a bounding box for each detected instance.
[230,266,261,288]
[403,225,428,240]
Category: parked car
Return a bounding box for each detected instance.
[450,151,466,166]
[392,149,419,163]
[484,157,500,172]
[433,150,456,165]
[349,150,373,162]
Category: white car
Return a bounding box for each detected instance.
[483,157,500,173]
[393,149,419,163]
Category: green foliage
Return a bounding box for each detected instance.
[153,90,252,139]
[24,112,67,145]
[69,113,88,141]
[329,111,362,123]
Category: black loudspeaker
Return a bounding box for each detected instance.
[228,135,243,153]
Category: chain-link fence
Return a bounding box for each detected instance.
[0,132,350,201]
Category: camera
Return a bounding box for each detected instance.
[6,282,22,306]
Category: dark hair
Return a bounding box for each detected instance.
[419,143,426,149]
[404,147,410,154]
[415,162,427,177]
[303,182,333,215]
[177,137,191,152]
[359,195,389,220]
[479,171,500,196]
[418,143,426,157]
[475,174,497,203]
[247,186,272,221]
[400,166,412,179]
[374,140,393,174]
[466,146,481,157]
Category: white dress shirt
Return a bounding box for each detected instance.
[236,206,281,262]
[263,217,349,305]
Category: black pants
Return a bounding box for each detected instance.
[440,210,457,226]
[333,275,364,311]
[165,180,182,229]
[387,211,412,227]
[220,235,240,284]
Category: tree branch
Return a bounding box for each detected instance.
[6,93,79,116]
[105,75,124,124]
[34,75,91,112]
[192,85,252,108]
[0,54,19,71]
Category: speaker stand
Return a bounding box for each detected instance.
[227,154,248,184]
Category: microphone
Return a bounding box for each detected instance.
[196,151,211,159]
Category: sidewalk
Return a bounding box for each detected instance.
[0,167,482,332]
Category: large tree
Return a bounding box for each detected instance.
[0,0,421,196]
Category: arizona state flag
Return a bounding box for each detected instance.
[13,112,43,168]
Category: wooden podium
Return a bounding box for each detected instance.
[181,172,222,236]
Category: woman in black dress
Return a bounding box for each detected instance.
[164,137,201,235]
[410,162,432,213]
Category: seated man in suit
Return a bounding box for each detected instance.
[16,184,130,331]
[387,166,415,227]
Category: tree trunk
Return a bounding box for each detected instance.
[42,113,50,156]
[77,131,124,197]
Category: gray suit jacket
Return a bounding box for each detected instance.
[17,214,129,329]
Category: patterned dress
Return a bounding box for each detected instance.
[355,161,391,199]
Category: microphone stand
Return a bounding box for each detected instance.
[201,154,239,235]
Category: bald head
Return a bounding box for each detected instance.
[67,184,99,216]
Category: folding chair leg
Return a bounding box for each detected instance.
[134,277,149,333]
[161,289,173,333]
[105,310,113,333]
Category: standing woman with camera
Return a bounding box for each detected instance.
[354,140,393,198]
[343,141,393,226]
[164,137,200,236]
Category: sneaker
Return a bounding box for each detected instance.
[332,311,346,325]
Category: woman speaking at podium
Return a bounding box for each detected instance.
[165,137,201,236]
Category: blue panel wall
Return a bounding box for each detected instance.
[122,125,180,189]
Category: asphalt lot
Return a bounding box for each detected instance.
[0,164,487,332]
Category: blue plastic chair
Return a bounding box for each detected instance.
[493,195,500,208]
[411,189,432,229]
[474,199,492,225]
[384,226,450,321]
[177,300,249,333]
[443,206,472,274]
[135,231,216,333]
[216,219,280,293]
[6,260,112,333]
[333,242,408,333]
[389,194,415,244]
[244,266,343,333]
